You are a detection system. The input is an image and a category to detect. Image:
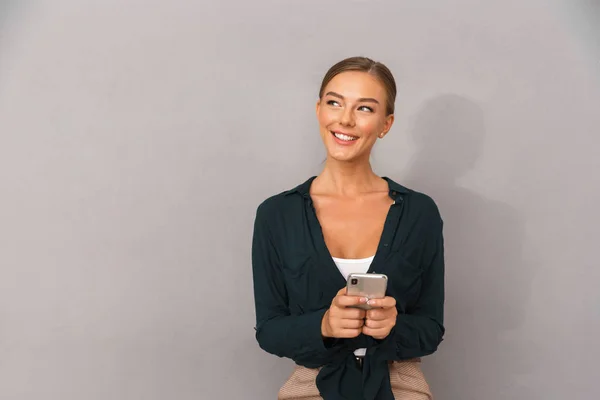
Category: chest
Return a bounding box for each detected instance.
[279,195,427,315]
[312,194,393,259]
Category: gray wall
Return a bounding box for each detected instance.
[0,1,598,399]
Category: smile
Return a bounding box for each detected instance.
[331,131,358,142]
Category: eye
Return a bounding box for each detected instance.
[327,100,341,107]
[358,105,374,112]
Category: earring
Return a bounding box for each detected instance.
[379,133,384,138]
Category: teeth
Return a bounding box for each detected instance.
[333,132,357,141]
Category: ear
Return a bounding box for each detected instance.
[316,99,321,116]
[382,114,395,136]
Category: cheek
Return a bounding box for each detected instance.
[356,119,381,136]
[317,109,335,128]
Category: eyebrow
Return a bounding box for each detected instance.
[325,91,380,104]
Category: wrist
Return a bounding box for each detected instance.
[321,309,332,338]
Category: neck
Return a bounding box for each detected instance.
[315,158,383,196]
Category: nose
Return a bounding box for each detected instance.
[340,107,355,127]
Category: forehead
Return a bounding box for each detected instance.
[324,71,387,101]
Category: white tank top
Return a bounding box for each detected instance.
[332,256,374,279]
[332,256,375,357]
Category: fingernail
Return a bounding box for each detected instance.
[360,297,368,303]
[367,300,375,306]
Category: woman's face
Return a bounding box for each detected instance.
[316,71,394,163]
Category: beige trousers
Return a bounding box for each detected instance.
[278,359,432,400]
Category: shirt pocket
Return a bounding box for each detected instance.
[281,252,327,314]
[381,250,424,313]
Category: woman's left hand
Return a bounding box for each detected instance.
[362,297,398,340]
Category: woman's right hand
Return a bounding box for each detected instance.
[321,287,368,338]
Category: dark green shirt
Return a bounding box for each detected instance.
[251,176,445,400]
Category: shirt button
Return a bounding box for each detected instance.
[391,191,397,196]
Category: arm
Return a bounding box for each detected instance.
[251,203,344,366]
[380,215,445,359]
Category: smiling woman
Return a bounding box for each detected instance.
[316,59,396,163]
[251,57,444,400]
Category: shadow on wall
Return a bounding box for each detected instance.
[403,95,537,400]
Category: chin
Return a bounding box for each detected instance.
[327,150,360,162]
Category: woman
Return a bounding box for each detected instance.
[252,57,445,400]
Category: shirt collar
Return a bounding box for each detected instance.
[283,176,316,198]
[382,176,410,200]
[284,176,409,201]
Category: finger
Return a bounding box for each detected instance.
[366,296,396,309]
[335,294,368,308]
[367,308,397,321]
[335,328,362,338]
[339,308,366,320]
[366,309,388,321]
[364,318,386,329]
[340,319,364,329]
[362,326,391,340]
